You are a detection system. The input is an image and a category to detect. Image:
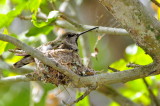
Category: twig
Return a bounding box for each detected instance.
[8,49,28,56]
[67,86,97,106]
[108,66,120,72]
[142,78,160,106]
[126,63,142,68]
[151,0,160,7]
[18,15,46,20]
[18,15,129,36]
[0,75,30,84]
[0,59,33,74]
[60,14,82,29]
[98,85,140,106]
[79,35,92,67]
[56,20,128,36]
[18,15,32,20]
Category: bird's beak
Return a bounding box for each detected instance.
[77,27,99,37]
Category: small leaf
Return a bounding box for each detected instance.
[97,35,102,40]
[32,10,59,28]
[126,45,153,65]
[26,26,54,36]
[3,28,9,34]
[91,48,99,58]
[95,48,99,53]
[47,10,60,19]
[109,59,130,71]
[0,3,26,28]
[28,0,42,12]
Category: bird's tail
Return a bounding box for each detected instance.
[13,55,34,68]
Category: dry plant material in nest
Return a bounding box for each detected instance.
[27,49,95,86]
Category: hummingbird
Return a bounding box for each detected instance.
[13,27,98,68]
[12,27,98,85]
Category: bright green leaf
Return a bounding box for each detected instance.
[0,3,26,28]
[0,40,8,54]
[0,0,6,4]
[5,43,15,51]
[28,0,42,12]
[11,0,27,4]
[109,59,130,71]
[32,10,59,28]
[126,45,153,65]
[26,26,54,36]
[110,102,120,106]
[47,10,59,19]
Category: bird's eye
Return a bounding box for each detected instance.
[67,33,74,37]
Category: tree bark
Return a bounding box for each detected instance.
[98,0,160,62]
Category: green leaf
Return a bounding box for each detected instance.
[109,59,130,71]
[0,40,8,54]
[11,0,27,4]
[0,0,6,4]
[126,45,153,65]
[110,102,120,106]
[26,26,54,36]
[28,0,42,12]
[0,3,26,28]
[32,10,59,28]
[5,43,15,51]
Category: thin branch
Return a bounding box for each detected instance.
[151,0,160,7]
[18,15,129,36]
[55,20,129,36]
[108,66,120,72]
[142,78,160,106]
[0,59,32,74]
[0,75,31,84]
[60,14,81,28]
[67,86,97,106]
[126,63,142,68]
[98,86,140,106]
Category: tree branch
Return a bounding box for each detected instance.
[18,15,129,36]
[76,63,159,87]
[98,0,160,62]
[98,86,140,106]
[55,20,128,36]
[0,59,32,74]
[0,75,30,84]
[142,78,160,106]
[151,0,160,7]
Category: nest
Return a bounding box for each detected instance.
[27,49,95,86]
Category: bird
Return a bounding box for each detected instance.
[12,27,98,85]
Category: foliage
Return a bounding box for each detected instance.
[109,44,155,106]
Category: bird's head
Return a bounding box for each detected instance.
[59,27,99,45]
